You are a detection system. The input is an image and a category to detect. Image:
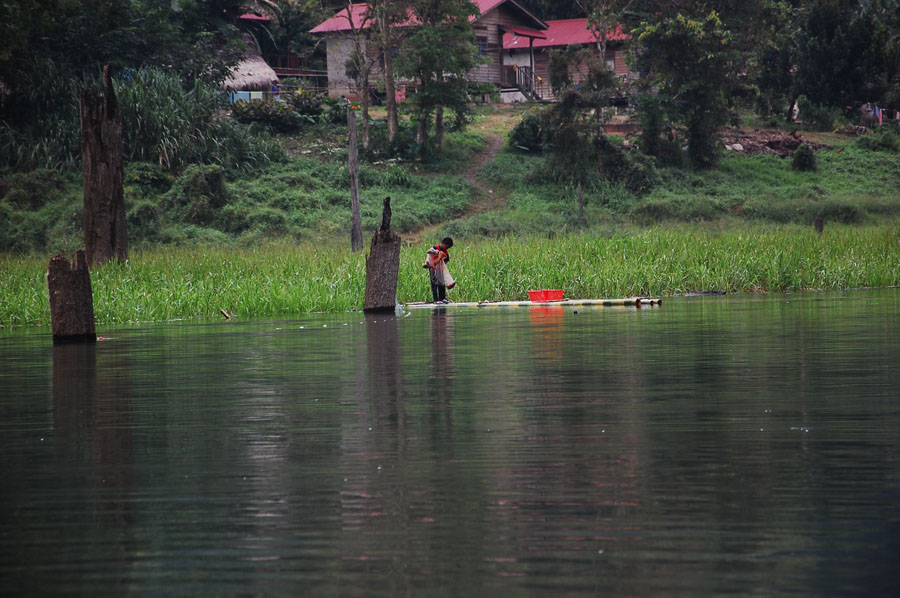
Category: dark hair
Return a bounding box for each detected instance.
[441,237,453,248]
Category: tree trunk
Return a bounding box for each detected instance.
[577,181,585,221]
[380,17,399,144]
[81,65,126,266]
[364,197,401,313]
[348,109,363,252]
[416,108,429,156]
[435,106,445,149]
[786,94,799,123]
[361,87,371,150]
[48,250,96,343]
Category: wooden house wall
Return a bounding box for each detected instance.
[531,43,634,100]
[470,5,542,85]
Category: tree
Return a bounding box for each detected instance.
[793,0,898,111]
[748,0,899,122]
[368,0,412,145]
[517,0,583,20]
[633,11,739,168]
[398,0,481,155]
[81,66,127,265]
[0,0,250,154]
[577,0,635,57]
[544,59,621,218]
[342,0,378,149]
[751,0,798,119]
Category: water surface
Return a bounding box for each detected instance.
[2,291,899,596]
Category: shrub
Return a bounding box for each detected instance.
[796,96,843,131]
[856,121,900,152]
[124,162,175,196]
[791,144,818,171]
[322,96,349,124]
[127,200,162,242]
[595,138,660,195]
[0,169,71,209]
[117,69,284,172]
[817,199,861,224]
[166,164,231,226]
[231,99,305,132]
[286,88,324,117]
[246,206,289,234]
[509,112,549,152]
[621,151,661,195]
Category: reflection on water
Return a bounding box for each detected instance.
[2,291,899,596]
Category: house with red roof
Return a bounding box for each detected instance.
[503,18,636,101]
[310,0,548,100]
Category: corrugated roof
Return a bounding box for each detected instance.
[499,24,546,39]
[310,0,544,34]
[310,4,371,33]
[239,13,271,22]
[503,18,627,50]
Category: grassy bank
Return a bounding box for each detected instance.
[450,142,900,237]
[6,109,900,254]
[3,223,898,328]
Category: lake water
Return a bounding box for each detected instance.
[2,291,899,596]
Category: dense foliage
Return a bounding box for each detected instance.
[1,0,899,258]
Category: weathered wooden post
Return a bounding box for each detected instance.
[48,250,96,343]
[814,218,825,235]
[81,64,127,265]
[348,107,363,252]
[363,197,401,313]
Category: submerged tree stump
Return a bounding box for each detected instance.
[364,197,401,314]
[48,250,96,343]
[81,64,127,266]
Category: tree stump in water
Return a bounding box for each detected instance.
[364,197,401,314]
[81,64,127,265]
[48,250,96,343]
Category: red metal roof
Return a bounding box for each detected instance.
[310,4,373,33]
[239,13,271,22]
[311,0,544,34]
[499,24,546,39]
[503,18,627,50]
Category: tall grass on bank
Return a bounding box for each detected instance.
[116,69,285,173]
[0,66,284,173]
[2,224,898,328]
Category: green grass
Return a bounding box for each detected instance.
[3,223,898,328]
[454,141,900,237]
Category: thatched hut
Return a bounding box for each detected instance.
[224,54,279,92]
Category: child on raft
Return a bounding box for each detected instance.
[424,237,455,304]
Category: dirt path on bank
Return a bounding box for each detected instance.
[407,109,519,242]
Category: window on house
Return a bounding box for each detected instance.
[477,37,488,56]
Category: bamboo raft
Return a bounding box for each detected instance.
[405,297,662,309]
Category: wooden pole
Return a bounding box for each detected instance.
[814,218,824,235]
[348,108,363,252]
[81,65,127,266]
[48,250,96,343]
[363,197,401,313]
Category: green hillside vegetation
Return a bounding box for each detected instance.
[3,107,899,255]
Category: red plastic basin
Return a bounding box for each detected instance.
[528,289,565,302]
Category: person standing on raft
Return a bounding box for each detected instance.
[424,237,455,304]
